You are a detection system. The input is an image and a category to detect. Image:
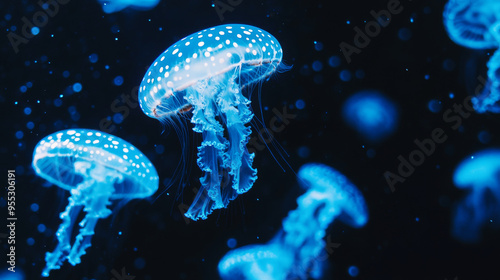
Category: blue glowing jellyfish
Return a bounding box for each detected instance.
[452,149,500,243]
[218,163,369,279]
[342,90,398,143]
[139,24,286,220]
[32,129,159,277]
[444,0,500,113]
[97,0,160,13]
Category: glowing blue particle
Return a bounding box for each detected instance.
[26,122,35,130]
[62,71,70,78]
[20,86,27,93]
[415,217,420,222]
[89,53,98,63]
[312,61,323,72]
[139,24,286,221]
[53,98,62,107]
[15,131,24,140]
[424,74,430,80]
[295,99,305,110]
[134,257,146,270]
[398,27,412,41]
[98,0,160,13]
[348,265,359,277]
[38,224,46,233]
[105,65,110,70]
[449,92,455,99]
[154,144,165,154]
[314,41,324,51]
[31,27,40,36]
[478,130,491,144]
[72,83,82,93]
[113,76,124,86]
[32,129,159,277]
[227,238,237,249]
[218,163,368,280]
[5,14,12,21]
[328,56,341,68]
[30,203,39,212]
[340,70,352,82]
[27,238,35,246]
[24,107,32,115]
[342,90,398,143]
[452,149,500,243]
[26,82,33,88]
[428,99,442,113]
[112,113,124,124]
[297,146,310,158]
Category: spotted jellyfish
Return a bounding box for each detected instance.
[32,129,159,277]
[138,24,286,220]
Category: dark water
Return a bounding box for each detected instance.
[1,0,499,279]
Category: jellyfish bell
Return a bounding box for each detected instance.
[218,244,291,280]
[443,0,500,49]
[297,163,369,228]
[32,129,159,276]
[139,24,287,220]
[453,149,500,189]
[451,149,500,243]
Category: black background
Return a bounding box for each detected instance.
[2,0,500,279]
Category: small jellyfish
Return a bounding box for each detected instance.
[97,0,160,13]
[443,0,500,113]
[341,90,398,143]
[32,129,159,276]
[218,163,368,280]
[451,149,500,243]
[139,24,286,220]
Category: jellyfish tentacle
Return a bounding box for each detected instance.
[67,180,114,265]
[473,50,500,113]
[185,85,229,220]
[217,72,257,196]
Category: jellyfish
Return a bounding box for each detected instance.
[341,90,398,143]
[218,163,369,280]
[138,24,286,220]
[97,0,160,13]
[32,129,159,277]
[451,149,500,243]
[443,0,500,113]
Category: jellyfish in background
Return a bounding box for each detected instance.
[139,24,286,220]
[452,149,500,243]
[341,90,398,143]
[32,129,159,276]
[443,0,500,113]
[97,0,160,13]
[218,163,369,280]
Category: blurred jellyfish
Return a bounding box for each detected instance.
[443,0,500,113]
[218,163,369,280]
[342,90,398,143]
[32,129,159,276]
[139,24,286,220]
[452,149,500,243]
[97,0,160,13]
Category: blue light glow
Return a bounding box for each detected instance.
[139,24,286,221]
[98,0,160,13]
[72,83,82,93]
[218,163,368,279]
[452,149,500,243]
[342,90,398,143]
[32,129,159,277]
